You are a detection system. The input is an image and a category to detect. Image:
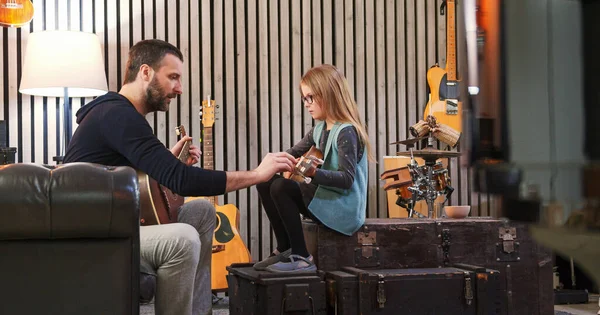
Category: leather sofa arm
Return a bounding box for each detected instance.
[0,162,140,240]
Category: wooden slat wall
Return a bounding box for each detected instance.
[0,0,490,261]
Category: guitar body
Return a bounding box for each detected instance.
[0,0,34,28]
[211,203,251,291]
[138,173,183,225]
[424,64,446,108]
[186,197,251,291]
[138,125,189,226]
[423,64,463,132]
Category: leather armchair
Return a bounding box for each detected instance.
[0,162,140,315]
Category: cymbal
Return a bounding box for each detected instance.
[389,136,427,146]
[396,147,461,159]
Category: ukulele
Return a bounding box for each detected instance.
[285,145,324,184]
[138,126,190,226]
[423,0,463,132]
[0,0,34,28]
[186,95,250,292]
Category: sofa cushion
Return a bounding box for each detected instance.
[0,162,139,240]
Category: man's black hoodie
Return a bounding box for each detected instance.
[64,92,226,196]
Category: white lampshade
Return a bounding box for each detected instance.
[19,30,108,97]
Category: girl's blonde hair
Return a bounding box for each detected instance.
[300,64,374,161]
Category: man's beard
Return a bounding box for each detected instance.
[145,77,174,112]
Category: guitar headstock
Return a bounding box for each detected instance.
[201,99,216,128]
[175,125,187,138]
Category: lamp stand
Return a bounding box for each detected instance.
[52,87,71,164]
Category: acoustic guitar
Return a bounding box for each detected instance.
[0,0,34,28]
[186,96,250,292]
[138,126,190,226]
[284,145,324,184]
[423,0,463,132]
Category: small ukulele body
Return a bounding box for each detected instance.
[285,145,324,184]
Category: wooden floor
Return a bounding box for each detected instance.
[555,294,600,315]
[139,294,600,315]
[140,295,230,315]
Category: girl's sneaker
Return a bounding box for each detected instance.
[265,254,317,273]
[253,248,291,271]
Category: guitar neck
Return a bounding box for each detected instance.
[446,0,457,81]
[203,125,216,206]
[175,126,198,207]
[178,139,191,163]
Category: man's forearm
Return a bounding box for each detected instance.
[225,170,262,193]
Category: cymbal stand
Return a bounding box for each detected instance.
[426,162,438,218]
[406,186,426,218]
[407,147,423,218]
[423,155,443,218]
[427,131,436,148]
[423,131,449,217]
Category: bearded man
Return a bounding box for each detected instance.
[64,39,295,315]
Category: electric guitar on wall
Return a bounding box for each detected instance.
[0,0,34,28]
[186,96,251,292]
[138,126,190,226]
[423,0,463,132]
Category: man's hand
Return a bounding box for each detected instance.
[254,152,296,182]
[185,143,201,166]
[170,136,201,166]
[283,157,301,179]
[224,152,295,193]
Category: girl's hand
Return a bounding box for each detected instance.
[303,159,319,177]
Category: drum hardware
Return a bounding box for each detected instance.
[382,133,460,218]
[396,147,462,160]
[389,136,427,147]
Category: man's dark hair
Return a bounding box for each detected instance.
[123,39,184,84]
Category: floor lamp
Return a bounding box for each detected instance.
[19,30,108,163]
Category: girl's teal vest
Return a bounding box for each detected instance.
[308,122,367,236]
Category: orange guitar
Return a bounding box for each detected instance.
[187,96,251,292]
[423,0,463,132]
[0,0,34,28]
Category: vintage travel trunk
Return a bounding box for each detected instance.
[226,263,327,315]
[326,264,503,315]
[302,217,553,315]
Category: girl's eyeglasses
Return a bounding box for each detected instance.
[301,95,314,104]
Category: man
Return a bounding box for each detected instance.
[64,39,295,315]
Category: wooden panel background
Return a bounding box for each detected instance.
[0,0,493,260]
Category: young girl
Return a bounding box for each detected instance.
[254,64,374,272]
